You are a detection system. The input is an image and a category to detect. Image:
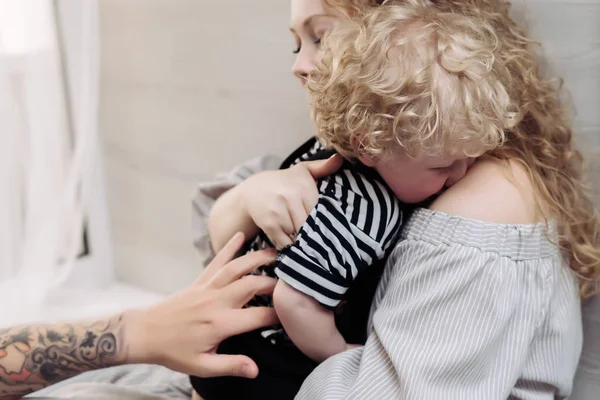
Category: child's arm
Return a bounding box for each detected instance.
[272,168,403,362]
[273,280,348,362]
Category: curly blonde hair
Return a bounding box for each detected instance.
[309,0,600,297]
[323,0,382,18]
[311,0,518,159]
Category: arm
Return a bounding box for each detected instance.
[192,155,281,261]
[273,170,402,361]
[205,155,344,253]
[0,315,126,400]
[273,280,347,362]
[207,183,259,253]
[0,234,279,399]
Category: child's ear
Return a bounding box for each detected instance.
[351,135,377,167]
[357,154,377,167]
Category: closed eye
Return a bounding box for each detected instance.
[292,37,321,55]
[432,165,454,174]
[294,38,321,53]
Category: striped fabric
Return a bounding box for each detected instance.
[275,167,403,309]
[297,208,583,399]
[242,137,405,310]
[289,138,323,165]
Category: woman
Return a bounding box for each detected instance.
[10,0,599,398]
[198,0,599,398]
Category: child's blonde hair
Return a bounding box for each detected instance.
[309,0,600,297]
[310,0,517,160]
[323,0,382,18]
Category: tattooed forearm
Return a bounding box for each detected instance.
[0,314,128,399]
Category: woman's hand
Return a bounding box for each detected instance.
[126,233,279,379]
[0,234,275,398]
[239,155,343,249]
[209,155,344,251]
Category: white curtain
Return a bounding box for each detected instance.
[0,0,99,322]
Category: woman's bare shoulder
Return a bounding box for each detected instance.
[430,156,541,224]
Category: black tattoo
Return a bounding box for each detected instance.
[45,330,63,343]
[80,332,117,362]
[80,332,97,348]
[0,314,127,399]
[37,334,46,347]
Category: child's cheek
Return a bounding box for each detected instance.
[388,178,444,204]
[417,178,447,202]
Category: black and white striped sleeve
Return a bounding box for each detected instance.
[274,169,403,309]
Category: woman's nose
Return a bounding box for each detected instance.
[292,49,316,84]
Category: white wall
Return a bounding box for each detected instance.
[99,0,599,294]
[519,0,600,200]
[99,0,313,293]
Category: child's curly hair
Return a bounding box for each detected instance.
[309,0,600,297]
[310,0,518,159]
[323,0,383,18]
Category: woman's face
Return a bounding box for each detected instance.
[290,0,341,84]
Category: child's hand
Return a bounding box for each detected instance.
[238,155,343,249]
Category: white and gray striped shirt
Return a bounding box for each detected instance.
[296,209,583,399]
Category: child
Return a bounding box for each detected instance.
[192,137,409,400]
[191,1,516,399]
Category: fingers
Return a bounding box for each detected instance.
[199,232,245,284]
[263,229,294,250]
[193,353,259,379]
[220,307,280,338]
[209,249,277,289]
[294,159,331,215]
[261,202,295,249]
[287,195,310,237]
[221,275,278,307]
[303,154,344,180]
